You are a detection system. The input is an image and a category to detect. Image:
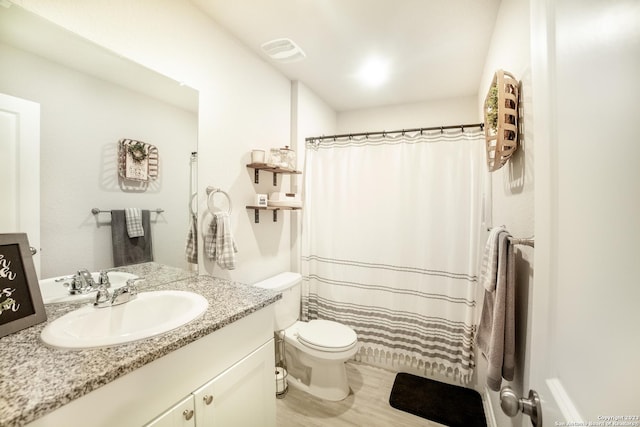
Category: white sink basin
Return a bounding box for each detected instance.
[40,290,209,349]
[38,271,138,304]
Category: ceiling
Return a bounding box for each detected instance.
[191,0,501,112]
[0,5,198,112]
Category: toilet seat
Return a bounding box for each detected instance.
[297,320,357,352]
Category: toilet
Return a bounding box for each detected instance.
[254,272,358,401]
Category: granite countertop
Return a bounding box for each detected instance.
[0,262,280,427]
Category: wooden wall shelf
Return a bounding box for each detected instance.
[246,163,302,185]
[246,205,302,223]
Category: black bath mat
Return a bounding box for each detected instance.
[389,373,487,427]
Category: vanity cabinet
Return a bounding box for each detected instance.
[28,306,276,427]
[145,341,274,427]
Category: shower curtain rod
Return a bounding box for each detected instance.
[305,122,485,142]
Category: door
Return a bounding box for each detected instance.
[0,93,41,275]
[144,395,195,427]
[529,0,640,425]
[193,340,276,427]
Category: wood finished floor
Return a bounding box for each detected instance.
[276,361,446,427]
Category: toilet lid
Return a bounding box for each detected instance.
[297,320,357,351]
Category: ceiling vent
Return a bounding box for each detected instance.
[261,38,306,63]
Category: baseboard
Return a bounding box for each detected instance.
[482,387,498,427]
[547,377,583,422]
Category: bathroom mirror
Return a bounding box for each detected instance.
[0,5,198,277]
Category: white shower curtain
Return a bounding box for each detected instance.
[301,128,485,383]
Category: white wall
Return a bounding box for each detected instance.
[14,0,294,284]
[337,95,478,134]
[0,42,197,277]
[476,1,533,426]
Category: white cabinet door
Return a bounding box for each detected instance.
[193,340,275,427]
[144,395,195,427]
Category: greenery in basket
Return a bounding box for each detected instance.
[486,84,499,132]
[127,141,148,163]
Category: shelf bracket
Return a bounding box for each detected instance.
[273,210,278,222]
[273,173,278,186]
[254,169,260,184]
[254,209,259,223]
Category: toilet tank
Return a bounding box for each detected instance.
[253,272,302,331]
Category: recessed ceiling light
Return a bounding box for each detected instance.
[358,57,390,87]
[261,38,306,63]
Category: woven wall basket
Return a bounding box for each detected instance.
[483,70,519,172]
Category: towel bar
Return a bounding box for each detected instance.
[509,237,534,248]
[91,208,164,215]
[486,227,534,248]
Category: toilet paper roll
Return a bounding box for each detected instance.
[275,367,288,394]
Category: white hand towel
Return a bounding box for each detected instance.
[125,208,144,238]
[204,212,238,270]
[478,226,506,291]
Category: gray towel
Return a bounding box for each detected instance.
[111,210,153,267]
[476,231,515,391]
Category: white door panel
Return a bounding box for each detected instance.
[0,92,40,275]
[529,0,640,425]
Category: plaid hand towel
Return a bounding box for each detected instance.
[125,208,144,238]
[204,212,238,270]
[185,213,198,264]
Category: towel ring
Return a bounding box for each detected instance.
[206,186,232,214]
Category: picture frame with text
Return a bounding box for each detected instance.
[0,233,46,338]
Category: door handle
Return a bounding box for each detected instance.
[500,386,542,427]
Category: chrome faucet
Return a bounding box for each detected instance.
[67,269,96,295]
[57,269,110,295]
[94,278,144,308]
[98,270,111,288]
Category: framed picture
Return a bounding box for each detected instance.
[0,233,46,338]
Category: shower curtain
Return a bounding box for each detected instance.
[301,128,484,383]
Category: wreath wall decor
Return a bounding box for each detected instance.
[483,69,519,172]
[127,141,148,163]
[117,139,159,182]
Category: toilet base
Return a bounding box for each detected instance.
[285,343,353,401]
[286,361,351,401]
